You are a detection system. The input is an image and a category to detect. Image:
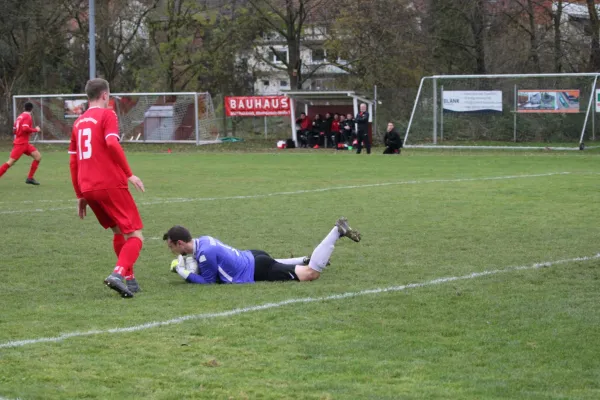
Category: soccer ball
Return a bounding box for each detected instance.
[172,255,199,274]
[184,256,199,274]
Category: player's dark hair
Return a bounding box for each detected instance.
[85,78,110,101]
[163,225,192,243]
[24,102,34,111]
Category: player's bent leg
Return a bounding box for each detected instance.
[305,217,361,274]
[82,191,133,298]
[294,265,321,281]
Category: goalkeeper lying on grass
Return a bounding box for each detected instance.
[164,217,361,284]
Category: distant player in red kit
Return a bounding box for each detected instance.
[0,102,43,184]
[69,78,145,298]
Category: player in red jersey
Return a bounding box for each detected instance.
[0,102,43,184]
[69,78,145,298]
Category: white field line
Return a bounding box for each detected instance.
[0,252,597,350]
[0,172,571,215]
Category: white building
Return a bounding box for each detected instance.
[243,26,349,95]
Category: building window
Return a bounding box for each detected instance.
[263,80,270,86]
[569,16,594,36]
[312,48,326,63]
[272,49,288,64]
[307,26,327,36]
[262,32,279,41]
[280,80,289,87]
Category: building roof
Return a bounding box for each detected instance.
[281,90,373,105]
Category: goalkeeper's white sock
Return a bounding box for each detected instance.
[275,256,305,265]
[308,226,340,272]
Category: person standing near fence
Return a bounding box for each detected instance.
[355,103,370,154]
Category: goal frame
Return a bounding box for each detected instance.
[404,73,600,150]
[12,92,213,145]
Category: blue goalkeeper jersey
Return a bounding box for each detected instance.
[185,236,255,284]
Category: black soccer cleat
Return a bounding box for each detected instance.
[25,178,40,185]
[335,217,361,242]
[126,279,141,294]
[104,275,134,298]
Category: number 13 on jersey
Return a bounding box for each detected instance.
[78,128,92,160]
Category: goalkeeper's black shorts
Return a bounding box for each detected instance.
[251,250,299,282]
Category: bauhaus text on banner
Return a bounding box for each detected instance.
[225,96,291,117]
[442,91,503,113]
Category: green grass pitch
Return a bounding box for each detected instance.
[1,146,600,399]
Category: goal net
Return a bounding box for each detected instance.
[404,73,600,150]
[12,92,220,144]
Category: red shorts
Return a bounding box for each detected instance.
[83,188,143,234]
[10,144,37,160]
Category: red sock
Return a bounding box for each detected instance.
[124,264,134,280]
[113,234,126,257]
[114,237,142,278]
[0,163,9,178]
[28,160,40,179]
[112,265,126,276]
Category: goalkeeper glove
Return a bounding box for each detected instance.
[170,255,192,280]
[170,255,183,273]
[170,258,179,273]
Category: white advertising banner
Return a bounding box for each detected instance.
[596,89,600,112]
[443,91,503,113]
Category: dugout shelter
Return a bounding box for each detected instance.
[282,90,375,146]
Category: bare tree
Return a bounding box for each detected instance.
[586,0,600,70]
[144,0,257,93]
[246,0,329,89]
[552,0,563,71]
[422,0,489,74]
[65,0,160,86]
[0,1,72,132]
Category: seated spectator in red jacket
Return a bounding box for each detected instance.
[295,112,312,148]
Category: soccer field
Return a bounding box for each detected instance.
[1,148,600,399]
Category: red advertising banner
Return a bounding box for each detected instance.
[225,96,290,117]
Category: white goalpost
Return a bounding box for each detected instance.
[12,92,221,145]
[404,73,600,150]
